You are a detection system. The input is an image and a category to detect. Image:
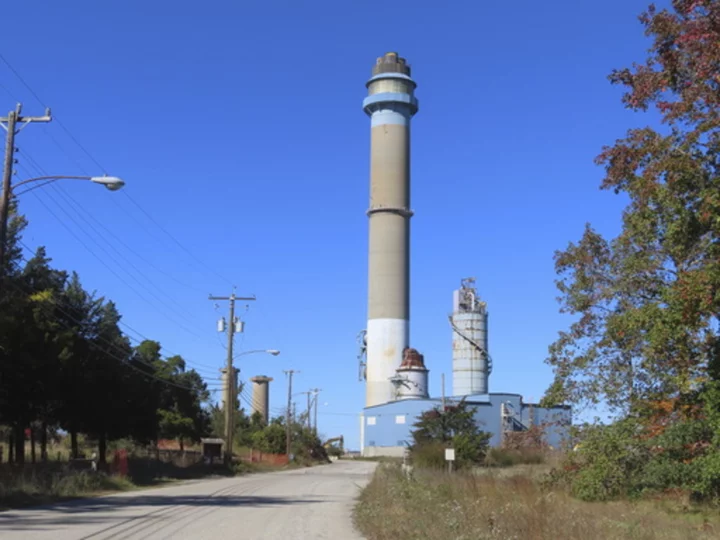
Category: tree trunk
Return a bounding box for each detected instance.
[30,427,36,464]
[98,433,107,467]
[179,438,184,452]
[14,424,25,465]
[40,421,48,462]
[8,431,14,464]
[70,429,78,459]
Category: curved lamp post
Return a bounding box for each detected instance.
[0,174,126,281]
[234,348,281,359]
[13,175,125,196]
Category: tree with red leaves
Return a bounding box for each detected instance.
[541,1,720,417]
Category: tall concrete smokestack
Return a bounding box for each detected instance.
[363,52,419,408]
[250,375,273,425]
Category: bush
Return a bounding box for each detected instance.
[251,424,286,454]
[544,413,720,503]
[485,447,545,467]
[555,420,649,501]
[409,442,445,469]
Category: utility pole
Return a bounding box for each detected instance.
[311,388,321,435]
[0,103,52,272]
[441,373,446,411]
[300,391,312,430]
[209,292,256,465]
[283,370,299,457]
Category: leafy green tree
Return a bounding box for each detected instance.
[84,302,155,465]
[56,272,103,458]
[410,401,491,468]
[155,354,211,450]
[541,1,720,502]
[542,0,720,417]
[251,423,286,454]
[0,247,66,464]
[0,200,213,465]
[134,343,211,450]
[22,247,69,462]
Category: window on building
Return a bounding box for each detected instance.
[395,415,406,424]
[367,416,376,426]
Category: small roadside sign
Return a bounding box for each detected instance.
[445,448,455,461]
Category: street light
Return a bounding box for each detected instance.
[235,349,281,359]
[0,174,126,274]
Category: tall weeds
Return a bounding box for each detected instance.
[354,464,717,540]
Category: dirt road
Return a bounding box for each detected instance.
[0,460,376,539]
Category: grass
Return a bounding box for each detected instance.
[354,464,719,540]
[0,467,136,510]
[0,457,257,511]
[0,451,315,511]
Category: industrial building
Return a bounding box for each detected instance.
[357,52,570,457]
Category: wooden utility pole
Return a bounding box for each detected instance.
[283,370,299,457]
[300,390,312,430]
[311,388,321,435]
[209,292,255,465]
[0,103,51,274]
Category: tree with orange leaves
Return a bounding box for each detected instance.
[542,1,720,419]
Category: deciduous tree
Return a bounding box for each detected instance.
[542,0,720,417]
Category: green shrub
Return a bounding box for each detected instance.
[485,447,545,467]
[409,442,446,469]
[543,420,648,501]
[544,415,720,503]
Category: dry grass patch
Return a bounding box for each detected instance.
[354,464,718,540]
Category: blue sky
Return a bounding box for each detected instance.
[3,0,664,449]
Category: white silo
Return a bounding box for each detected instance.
[450,278,491,396]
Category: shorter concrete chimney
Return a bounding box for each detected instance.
[250,375,273,424]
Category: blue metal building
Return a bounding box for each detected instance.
[360,393,571,457]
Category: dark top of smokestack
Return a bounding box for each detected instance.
[372,52,411,76]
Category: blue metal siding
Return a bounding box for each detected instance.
[363,399,441,447]
[363,394,571,450]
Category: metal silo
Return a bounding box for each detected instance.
[450,278,491,396]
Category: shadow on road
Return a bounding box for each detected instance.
[0,494,325,532]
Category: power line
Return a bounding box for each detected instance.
[1,53,227,298]
[125,190,233,287]
[16,240,222,379]
[0,52,107,173]
[20,143,210,298]
[14,161,214,345]
[3,274,201,392]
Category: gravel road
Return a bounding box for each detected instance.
[0,460,376,540]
